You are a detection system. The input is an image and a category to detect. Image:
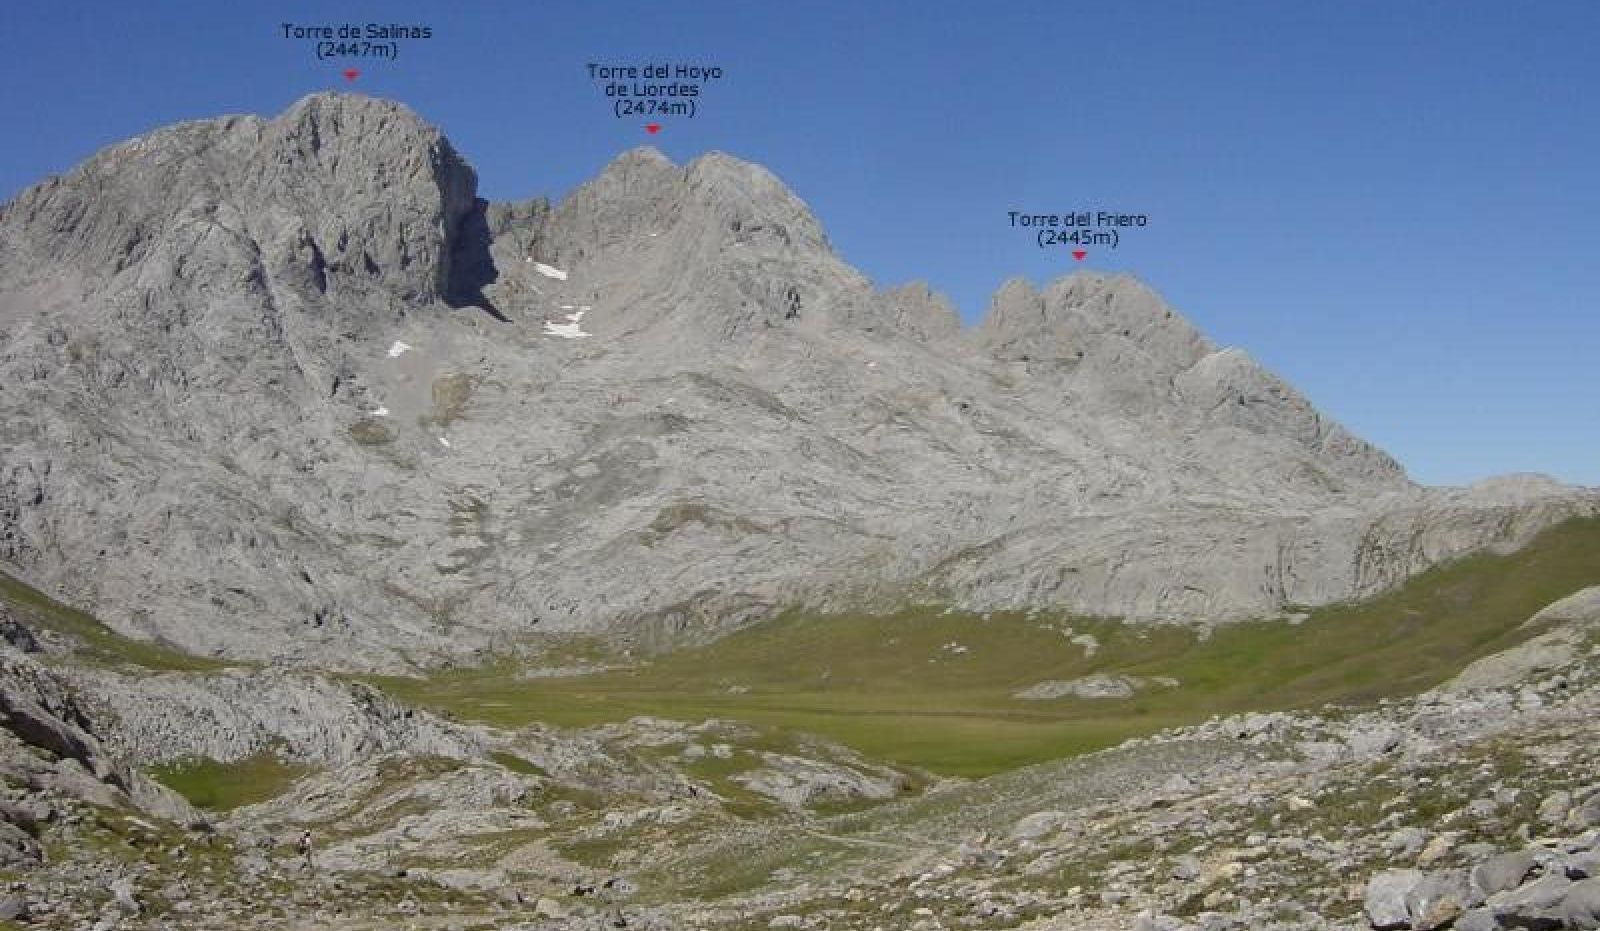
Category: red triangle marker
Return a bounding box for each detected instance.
[1072,250,1087,261]
[342,68,360,82]
[645,123,661,135]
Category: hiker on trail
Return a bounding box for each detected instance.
[297,829,314,873]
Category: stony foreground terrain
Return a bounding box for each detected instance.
[2,92,1596,669]
[1,579,1598,929]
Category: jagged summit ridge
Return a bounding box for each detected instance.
[1,94,1595,669]
[1,93,477,309]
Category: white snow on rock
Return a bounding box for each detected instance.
[438,437,451,448]
[371,407,390,418]
[544,309,590,340]
[386,341,413,358]
[532,262,568,280]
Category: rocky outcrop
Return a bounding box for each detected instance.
[0,644,197,825]
[65,665,486,766]
[1444,586,1600,692]
[1365,826,1600,931]
[1012,673,1179,701]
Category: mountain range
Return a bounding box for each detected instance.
[1,92,1594,671]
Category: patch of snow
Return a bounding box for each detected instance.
[371,407,390,417]
[532,262,568,280]
[386,341,413,358]
[544,321,589,339]
[438,437,451,448]
[544,308,590,339]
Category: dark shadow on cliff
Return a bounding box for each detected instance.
[446,198,509,322]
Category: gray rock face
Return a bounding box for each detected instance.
[0,647,197,824]
[1009,810,1069,841]
[2,92,1597,669]
[65,666,485,766]
[1475,850,1539,898]
[1012,673,1179,701]
[1367,868,1425,929]
[1446,587,1600,693]
[1489,874,1573,925]
[1405,869,1471,930]
[730,751,903,809]
[1576,793,1600,831]
[1564,878,1600,930]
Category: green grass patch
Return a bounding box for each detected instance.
[489,751,547,777]
[149,753,312,811]
[347,419,396,446]
[367,518,1600,778]
[0,571,231,672]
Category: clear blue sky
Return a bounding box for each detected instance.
[2,1,1596,487]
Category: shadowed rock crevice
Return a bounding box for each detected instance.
[445,197,506,321]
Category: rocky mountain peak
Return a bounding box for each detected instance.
[979,272,1212,372]
[242,92,478,304]
[870,281,964,344]
[0,91,477,309]
[543,146,685,260]
[525,146,869,348]
[683,152,832,253]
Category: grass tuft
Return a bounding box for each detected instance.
[148,753,312,811]
[0,571,231,672]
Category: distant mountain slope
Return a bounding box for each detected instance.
[1,93,1594,669]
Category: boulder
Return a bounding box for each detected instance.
[1347,726,1404,758]
[1365,869,1423,930]
[1487,874,1572,929]
[1573,793,1600,830]
[109,876,140,912]
[0,895,27,921]
[1561,878,1600,930]
[1404,870,1470,931]
[0,821,39,868]
[1568,853,1600,880]
[1010,810,1068,841]
[1473,850,1538,898]
[1539,791,1573,826]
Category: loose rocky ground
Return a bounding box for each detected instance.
[0,584,1595,929]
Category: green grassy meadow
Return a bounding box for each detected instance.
[147,753,311,811]
[371,518,1600,777]
[6,519,1597,785]
[0,571,230,672]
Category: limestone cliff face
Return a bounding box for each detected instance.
[0,93,1594,669]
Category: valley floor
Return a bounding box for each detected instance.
[1,528,1599,930]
